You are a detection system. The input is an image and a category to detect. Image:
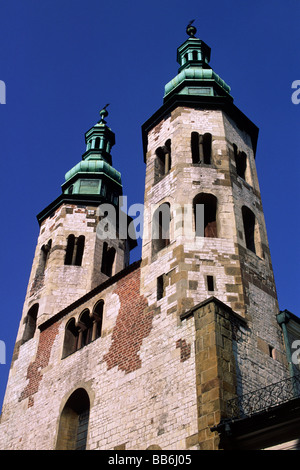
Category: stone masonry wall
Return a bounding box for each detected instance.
[0,263,199,450]
[141,105,288,400]
[11,201,129,367]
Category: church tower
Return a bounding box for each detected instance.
[140,22,286,401]
[14,106,135,350]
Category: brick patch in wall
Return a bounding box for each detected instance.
[19,322,60,407]
[103,268,152,374]
[176,339,191,362]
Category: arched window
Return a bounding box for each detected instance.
[192,50,198,61]
[191,132,200,163]
[152,203,171,255]
[94,137,100,149]
[203,133,212,164]
[233,144,247,180]
[65,235,75,265]
[64,235,85,266]
[164,139,172,173]
[78,310,93,348]
[38,240,52,276]
[93,300,104,340]
[22,304,39,343]
[191,132,212,164]
[62,318,80,358]
[56,388,90,450]
[31,240,52,292]
[242,206,257,254]
[193,193,218,237]
[75,236,85,266]
[154,140,172,182]
[101,242,116,277]
[62,303,104,358]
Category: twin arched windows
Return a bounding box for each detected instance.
[62,300,104,358]
[35,233,116,279]
[154,134,253,183]
[151,199,262,256]
[191,132,212,164]
[154,133,213,184]
[151,196,218,256]
[64,235,85,266]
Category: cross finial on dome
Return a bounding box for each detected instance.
[99,103,110,123]
[186,20,197,38]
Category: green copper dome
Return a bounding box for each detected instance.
[64,160,121,185]
[163,23,232,102]
[61,106,122,203]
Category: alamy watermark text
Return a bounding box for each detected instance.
[0,80,6,104]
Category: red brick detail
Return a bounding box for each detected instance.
[19,322,60,407]
[103,267,152,373]
[176,339,191,362]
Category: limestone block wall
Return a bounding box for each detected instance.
[14,201,129,353]
[0,264,199,450]
[141,105,288,398]
[141,106,247,320]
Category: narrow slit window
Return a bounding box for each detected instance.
[242,206,256,254]
[207,275,214,292]
[157,275,164,300]
[152,203,171,255]
[191,132,200,163]
[75,236,85,266]
[101,242,116,277]
[203,133,212,164]
[164,139,171,174]
[65,235,75,265]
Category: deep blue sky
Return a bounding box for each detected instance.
[0,0,299,411]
